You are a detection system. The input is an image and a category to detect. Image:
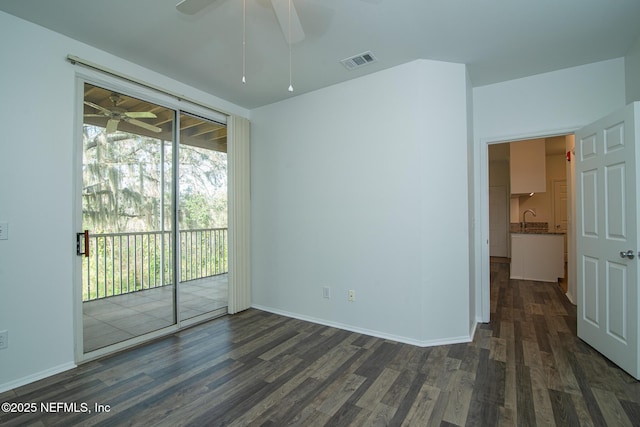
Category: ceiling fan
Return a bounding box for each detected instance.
[176,0,383,44]
[177,0,304,44]
[84,93,162,134]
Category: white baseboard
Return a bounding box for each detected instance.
[251,304,473,348]
[565,291,577,305]
[469,319,479,340]
[0,362,77,394]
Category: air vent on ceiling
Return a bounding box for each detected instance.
[340,51,378,70]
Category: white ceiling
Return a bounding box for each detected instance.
[2,0,640,109]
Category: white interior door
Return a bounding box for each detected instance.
[575,102,639,379]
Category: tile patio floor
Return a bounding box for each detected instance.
[82,274,227,352]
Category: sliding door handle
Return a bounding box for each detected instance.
[76,230,89,257]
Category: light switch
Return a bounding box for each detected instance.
[0,222,8,240]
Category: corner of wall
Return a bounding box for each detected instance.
[469,318,479,341]
[466,66,477,328]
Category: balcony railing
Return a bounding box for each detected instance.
[82,228,228,302]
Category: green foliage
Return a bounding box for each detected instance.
[81,124,228,301]
[82,125,227,233]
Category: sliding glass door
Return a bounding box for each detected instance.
[81,83,176,353]
[79,82,227,355]
[178,113,228,322]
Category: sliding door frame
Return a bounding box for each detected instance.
[73,70,232,363]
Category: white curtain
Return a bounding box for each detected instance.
[227,115,251,314]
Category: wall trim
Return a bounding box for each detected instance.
[0,362,76,394]
[252,305,474,348]
[565,292,577,305]
[469,318,479,340]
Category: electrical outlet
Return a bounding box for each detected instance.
[0,330,8,350]
[348,290,355,302]
[323,286,331,299]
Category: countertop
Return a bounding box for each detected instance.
[510,222,565,235]
[511,228,566,235]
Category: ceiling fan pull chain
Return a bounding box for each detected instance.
[288,0,293,92]
[242,0,246,84]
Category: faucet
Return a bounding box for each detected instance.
[522,209,536,228]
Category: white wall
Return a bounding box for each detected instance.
[251,59,472,345]
[0,11,248,392]
[626,34,640,104]
[473,58,626,321]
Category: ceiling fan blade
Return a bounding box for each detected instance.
[176,0,218,15]
[84,114,105,118]
[106,119,119,134]
[84,101,112,116]
[270,0,305,44]
[127,118,162,133]
[125,112,157,119]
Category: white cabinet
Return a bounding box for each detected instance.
[510,233,564,282]
[510,139,546,194]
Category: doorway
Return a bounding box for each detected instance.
[487,135,573,298]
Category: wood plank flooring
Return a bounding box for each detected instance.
[1,262,639,426]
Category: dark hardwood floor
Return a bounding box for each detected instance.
[1,263,639,426]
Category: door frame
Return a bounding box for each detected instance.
[478,127,577,322]
[73,70,230,363]
[489,185,509,258]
